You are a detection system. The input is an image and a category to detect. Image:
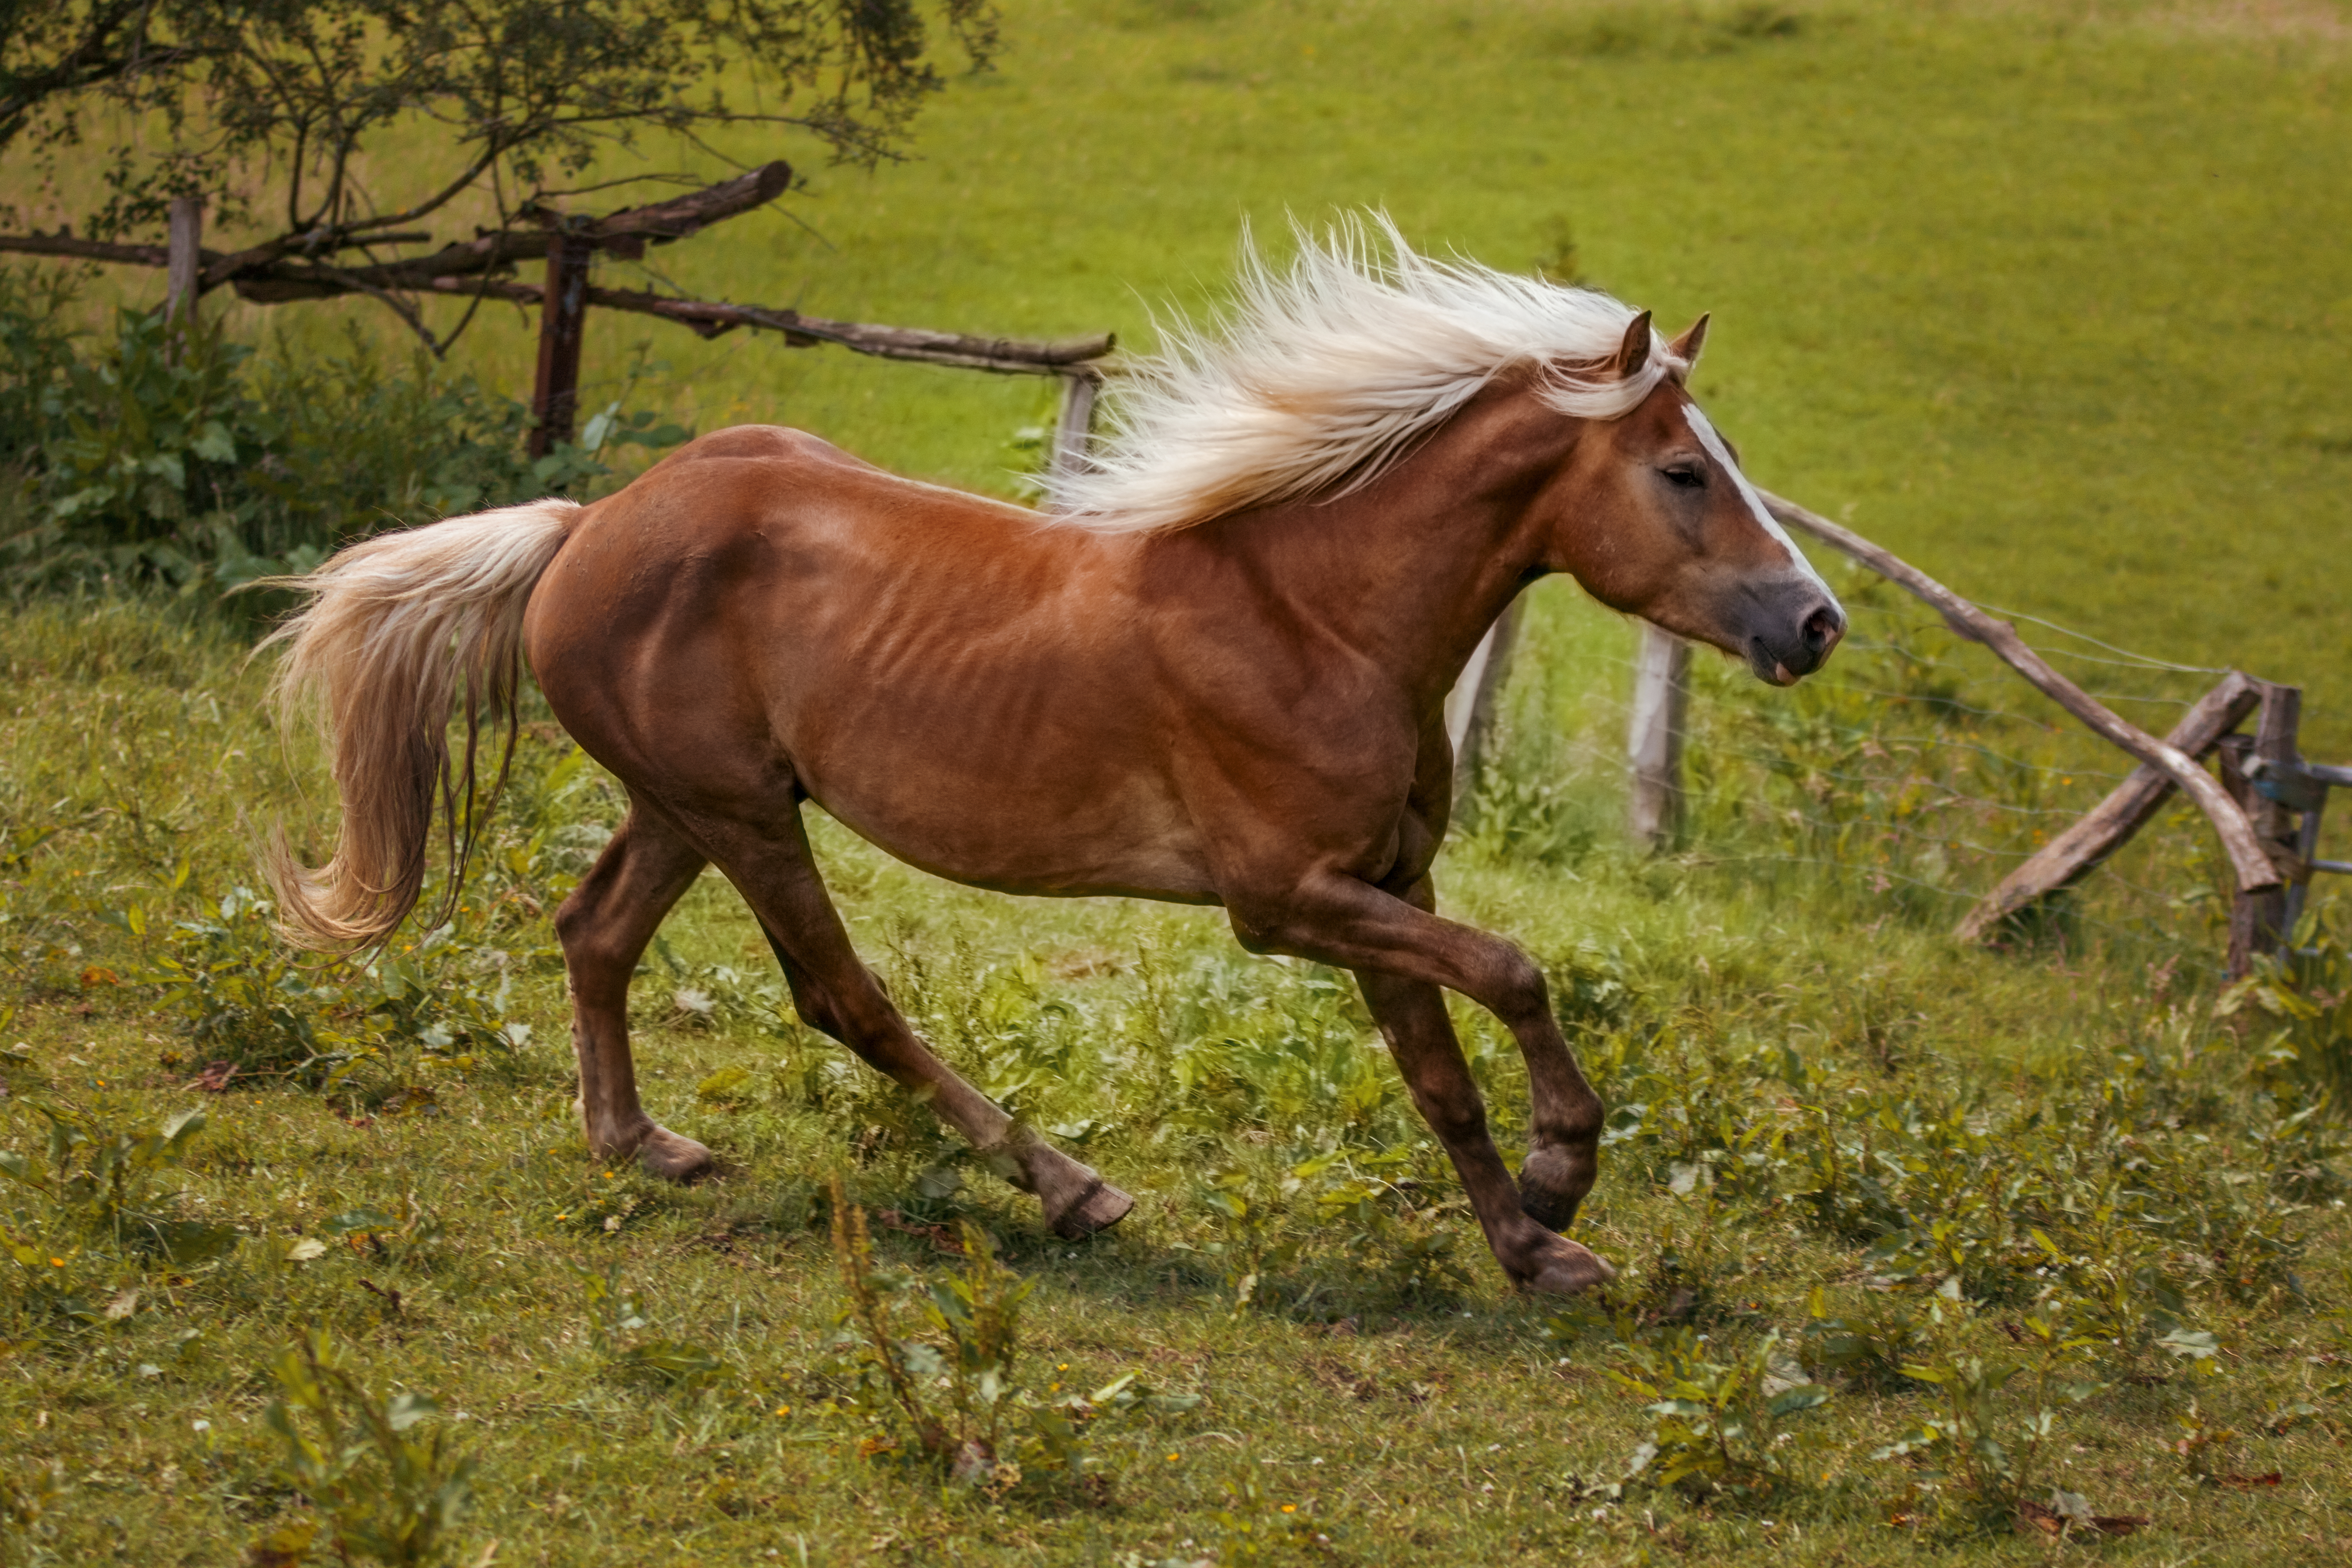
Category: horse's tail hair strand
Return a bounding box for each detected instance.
[258,497,580,951]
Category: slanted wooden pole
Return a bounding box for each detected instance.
[1445,602,1525,809]
[1955,671,2260,943]
[528,229,595,459]
[164,195,203,356]
[1761,491,2278,900]
[1626,624,1691,848]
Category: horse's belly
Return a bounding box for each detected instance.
[806,763,1218,905]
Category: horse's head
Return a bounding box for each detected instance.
[1537,312,1844,685]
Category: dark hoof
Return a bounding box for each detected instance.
[1048,1179,1134,1240]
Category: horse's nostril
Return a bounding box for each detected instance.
[1801,606,1841,653]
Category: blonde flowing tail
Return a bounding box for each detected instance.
[259,498,580,950]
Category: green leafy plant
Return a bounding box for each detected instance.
[0,1103,237,1332]
[826,1179,1195,1491]
[126,882,353,1078]
[260,1329,477,1567]
[2223,901,2352,1105]
[1606,1322,1830,1495]
[1872,1308,2107,1532]
[0,296,685,609]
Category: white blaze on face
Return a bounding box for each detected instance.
[1679,402,1834,600]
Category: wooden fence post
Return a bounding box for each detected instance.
[1762,492,2278,901]
[2227,682,2304,976]
[1050,367,1102,479]
[1626,623,1690,848]
[529,229,595,459]
[164,195,203,356]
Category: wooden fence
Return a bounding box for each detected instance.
[1616,499,2343,974]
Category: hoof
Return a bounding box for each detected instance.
[1512,1237,1616,1298]
[1047,1179,1134,1240]
[635,1124,716,1184]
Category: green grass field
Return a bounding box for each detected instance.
[8,2,2352,1564]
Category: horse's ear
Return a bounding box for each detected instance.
[1668,312,1710,368]
[1610,310,1653,379]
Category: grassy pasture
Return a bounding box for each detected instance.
[2,582,2350,1565]
[7,2,2352,1564]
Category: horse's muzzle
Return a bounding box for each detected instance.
[1744,593,1846,686]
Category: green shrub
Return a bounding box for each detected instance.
[0,283,685,609]
[2223,900,2352,1106]
[825,1181,1197,1493]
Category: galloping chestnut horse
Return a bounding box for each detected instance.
[263,224,1843,1297]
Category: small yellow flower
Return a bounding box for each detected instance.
[1281,1504,1297,1513]
[554,1213,568,1221]
[775,1406,791,1416]
[50,1257,65,1268]
[1166,1453,1179,1462]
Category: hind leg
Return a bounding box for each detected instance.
[686,802,1132,1238]
[552,804,714,1179]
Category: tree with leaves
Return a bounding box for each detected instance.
[1,0,999,345]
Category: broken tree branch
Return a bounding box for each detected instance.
[1758,491,2279,898]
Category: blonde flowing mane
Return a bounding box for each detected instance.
[1046,214,1682,533]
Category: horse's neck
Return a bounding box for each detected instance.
[1216,385,1578,710]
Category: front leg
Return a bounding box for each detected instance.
[1229,868,1612,1294]
[1355,968,1614,1295]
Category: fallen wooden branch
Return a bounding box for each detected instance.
[408,274,1114,374]
[1954,671,2260,942]
[1758,492,2279,899]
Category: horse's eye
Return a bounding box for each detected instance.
[1663,466,1704,490]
